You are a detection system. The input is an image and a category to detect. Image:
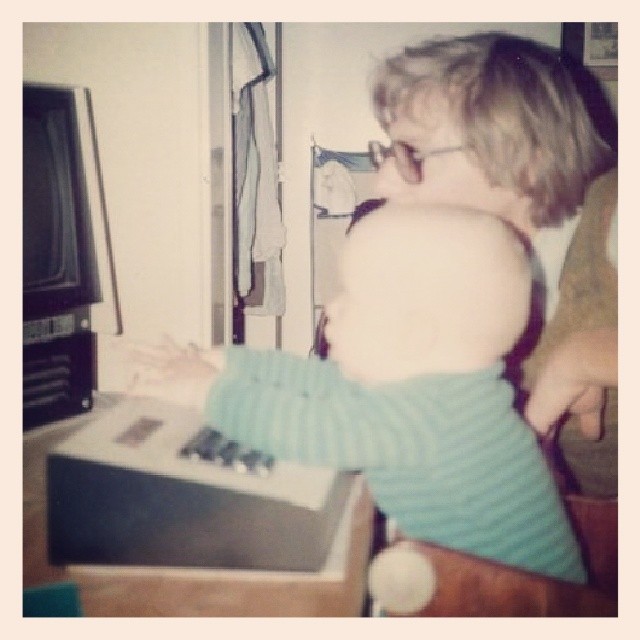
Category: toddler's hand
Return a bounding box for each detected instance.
[127,335,223,411]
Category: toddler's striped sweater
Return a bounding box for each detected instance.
[206,346,587,583]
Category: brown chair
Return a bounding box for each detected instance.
[368,495,617,617]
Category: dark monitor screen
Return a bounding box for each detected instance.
[23,84,101,319]
[23,107,79,289]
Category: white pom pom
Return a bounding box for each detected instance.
[368,544,437,615]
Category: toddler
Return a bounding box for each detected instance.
[134,203,587,583]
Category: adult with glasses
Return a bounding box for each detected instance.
[128,33,617,608]
[366,31,618,499]
[131,31,617,511]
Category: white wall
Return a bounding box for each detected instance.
[279,22,562,356]
[23,23,212,391]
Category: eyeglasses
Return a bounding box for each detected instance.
[368,140,466,184]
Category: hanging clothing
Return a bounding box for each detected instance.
[232,23,286,315]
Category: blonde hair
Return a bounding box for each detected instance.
[371,32,614,226]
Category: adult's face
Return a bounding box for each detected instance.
[372,103,535,238]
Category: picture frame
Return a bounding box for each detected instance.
[583,22,618,67]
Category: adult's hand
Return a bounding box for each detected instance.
[525,328,617,439]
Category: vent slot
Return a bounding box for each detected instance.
[23,332,94,429]
[23,353,73,409]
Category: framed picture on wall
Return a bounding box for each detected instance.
[583,22,618,67]
[562,22,618,82]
